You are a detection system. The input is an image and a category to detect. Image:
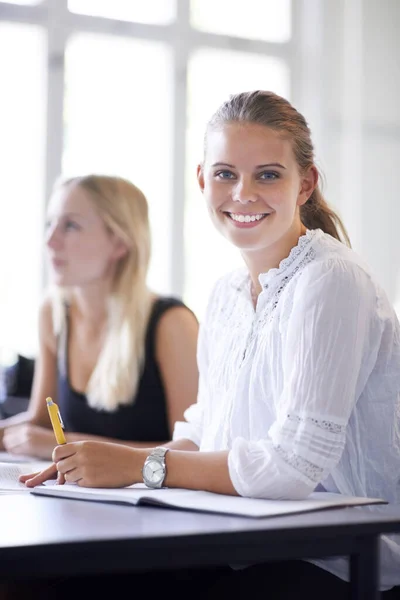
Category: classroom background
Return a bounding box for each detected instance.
[0,0,399,364]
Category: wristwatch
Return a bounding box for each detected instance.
[142,446,170,489]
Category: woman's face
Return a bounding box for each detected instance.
[45,184,124,288]
[198,122,316,260]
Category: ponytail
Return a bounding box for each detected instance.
[300,188,351,247]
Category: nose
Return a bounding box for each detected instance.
[45,223,61,250]
[232,177,258,204]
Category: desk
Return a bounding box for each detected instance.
[1,495,400,599]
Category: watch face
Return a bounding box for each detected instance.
[143,460,164,485]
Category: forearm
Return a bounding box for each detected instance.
[64,434,199,451]
[166,450,236,494]
[37,441,237,492]
[164,438,199,451]
[133,448,237,496]
[0,411,31,430]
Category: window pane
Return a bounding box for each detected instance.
[64,34,173,294]
[184,48,290,319]
[191,0,291,43]
[0,23,46,357]
[68,0,176,24]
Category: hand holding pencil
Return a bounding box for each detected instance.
[20,397,66,487]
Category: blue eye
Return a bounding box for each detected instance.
[64,221,80,231]
[259,171,279,180]
[215,170,235,180]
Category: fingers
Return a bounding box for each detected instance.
[52,442,78,463]
[20,463,58,488]
[55,456,82,484]
[19,471,40,483]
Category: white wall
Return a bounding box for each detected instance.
[318,0,400,303]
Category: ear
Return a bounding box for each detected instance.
[297,165,318,207]
[112,237,129,262]
[197,163,205,194]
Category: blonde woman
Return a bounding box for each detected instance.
[0,174,199,459]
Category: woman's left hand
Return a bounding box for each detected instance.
[24,441,144,488]
[3,423,56,460]
[19,462,62,487]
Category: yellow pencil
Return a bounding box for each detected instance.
[46,397,66,445]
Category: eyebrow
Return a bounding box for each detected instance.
[48,212,86,220]
[64,212,87,219]
[211,162,286,169]
[46,212,89,224]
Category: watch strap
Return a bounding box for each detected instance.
[150,446,169,460]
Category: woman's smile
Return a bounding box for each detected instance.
[224,211,271,228]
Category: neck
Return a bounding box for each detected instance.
[70,280,112,327]
[243,220,307,296]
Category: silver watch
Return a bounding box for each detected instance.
[142,446,169,489]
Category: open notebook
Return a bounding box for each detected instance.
[0,461,53,494]
[30,482,387,518]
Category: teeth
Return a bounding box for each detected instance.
[229,213,267,223]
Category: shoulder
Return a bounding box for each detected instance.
[152,297,199,361]
[297,232,377,290]
[290,237,384,317]
[152,296,199,332]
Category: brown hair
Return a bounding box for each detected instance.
[205,90,351,246]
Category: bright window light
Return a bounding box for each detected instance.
[68,0,176,24]
[63,34,173,294]
[0,23,46,357]
[191,0,291,43]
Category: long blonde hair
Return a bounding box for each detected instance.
[205,90,351,246]
[50,174,152,411]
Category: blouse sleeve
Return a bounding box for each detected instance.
[228,258,383,500]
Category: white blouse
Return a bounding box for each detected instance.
[173,229,400,589]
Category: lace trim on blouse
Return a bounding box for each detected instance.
[271,412,347,484]
[287,413,346,435]
[274,445,324,483]
[259,229,321,286]
[267,246,317,317]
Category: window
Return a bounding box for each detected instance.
[191,0,291,43]
[0,22,46,356]
[64,34,173,292]
[68,0,176,24]
[0,0,293,357]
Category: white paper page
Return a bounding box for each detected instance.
[31,483,386,517]
[133,489,386,517]
[0,462,52,493]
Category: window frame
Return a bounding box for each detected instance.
[0,0,320,301]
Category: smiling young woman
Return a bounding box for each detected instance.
[20,93,400,599]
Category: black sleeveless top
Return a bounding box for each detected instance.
[57,297,188,442]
